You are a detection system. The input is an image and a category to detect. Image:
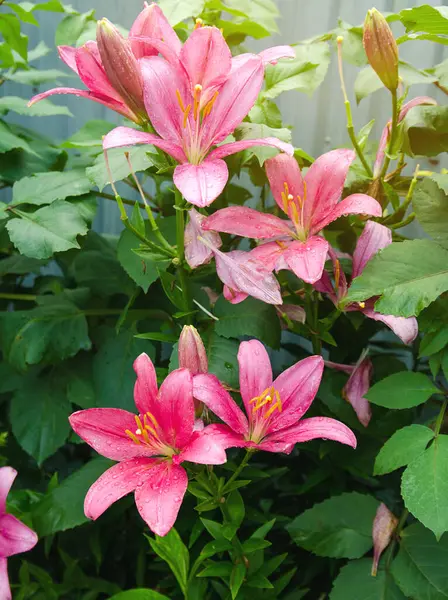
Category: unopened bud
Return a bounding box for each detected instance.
[96,18,146,120]
[178,325,208,375]
[363,8,399,92]
[372,503,399,576]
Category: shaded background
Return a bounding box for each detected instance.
[2,0,448,233]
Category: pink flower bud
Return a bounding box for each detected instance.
[363,8,399,92]
[96,18,146,121]
[372,503,398,576]
[178,326,208,375]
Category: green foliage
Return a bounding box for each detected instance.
[402,106,448,157]
[330,559,406,599]
[374,425,435,475]
[413,176,448,249]
[148,529,190,597]
[366,372,438,409]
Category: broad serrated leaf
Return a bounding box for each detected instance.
[402,106,448,158]
[402,435,448,539]
[366,372,438,409]
[12,170,92,206]
[33,457,112,535]
[391,522,448,598]
[413,177,448,249]
[374,425,435,475]
[86,146,156,191]
[233,122,292,165]
[0,96,73,117]
[6,200,89,259]
[61,120,115,148]
[287,492,379,558]
[330,559,406,600]
[345,240,448,317]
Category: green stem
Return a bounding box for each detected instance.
[379,90,399,181]
[385,509,409,570]
[95,191,148,210]
[337,37,373,178]
[305,284,321,355]
[390,212,416,230]
[434,399,447,437]
[223,450,252,493]
[174,189,192,322]
[0,292,37,301]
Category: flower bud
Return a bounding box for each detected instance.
[96,18,146,120]
[363,8,399,92]
[372,503,398,576]
[178,326,208,376]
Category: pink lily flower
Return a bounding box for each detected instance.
[185,208,222,269]
[373,96,437,177]
[69,353,231,537]
[203,151,382,283]
[193,340,357,453]
[326,352,373,427]
[315,220,418,344]
[102,49,294,206]
[0,467,38,600]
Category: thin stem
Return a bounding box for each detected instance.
[385,509,409,569]
[390,212,415,230]
[0,292,37,301]
[379,89,399,180]
[223,450,252,493]
[95,191,147,210]
[304,284,322,355]
[337,37,373,178]
[174,189,192,322]
[434,399,447,437]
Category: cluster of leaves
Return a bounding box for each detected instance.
[0,1,448,599]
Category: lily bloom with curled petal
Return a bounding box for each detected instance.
[203,151,382,283]
[315,220,418,344]
[69,354,231,537]
[0,467,38,600]
[102,48,294,207]
[192,340,357,453]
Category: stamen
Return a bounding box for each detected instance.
[141,428,151,445]
[145,412,159,429]
[125,429,141,444]
[176,89,186,112]
[135,428,142,435]
[195,18,203,29]
[281,191,289,213]
[358,301,366,309]
[276,240,287,250]
[288,200,299,224]
[193,84,203,120]
[334,259,341,292]
[134,415,144,433]
[203,91,219,119]
[183,104,191,128]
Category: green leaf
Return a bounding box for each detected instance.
[402,106,448,158]
[374,425,435,475]
[33,457,112,535]
[156,0,204,25]
[225,0,279,34]
[287,492,379,559]
[0,14,28,59]
[10,376,71,464]
[225,491,245,530]
[86,146,156,191]
[345,240,448,317]
[413,177,448,249]
[70,249,133,297]
[148,528,189,597]
[0,300,91,371]
[334,20,366,67]
[0,96,73,117]
[391,522,448,598]
[263,42,330,99]
[61,120,115,149]
[233,122,292,165]
[420,328,448,358]
[249,98,282,128]
[0,254,47,275]
[355,61,437,103]
[230,563,246,600]
[93,329,155,412]
[398,5,448,35]
[55,10,95,46]
[0,120,34,154]
[402,435,448,539]
[366,372,438,410]
[214,296,281,349]
[5,3,39,26]
[109,591,170,600]
[6,68,70,85]
[12,170,92,206]
[330,559,406,600]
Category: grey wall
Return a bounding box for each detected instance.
[2,0,447,234]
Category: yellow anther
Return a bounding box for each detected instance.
[195,18,203,29]
[276,240,287,250]
[194,84,203,94]
[281,191,289,213]
[358,301,366,309]
[203,91,219,119]
[193,84,203,120]
[176,89,186,112]
[145,411,159,430]
[125,429,141,444]
[289,200,299,224]
[183,104,191,128]
[287,194,294,202]
[303,179,307,201]
[334,259,341,291]
[134,415,144,432]
[250,387,282,418]
[141,428,151,445]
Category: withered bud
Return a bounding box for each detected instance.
[372,503,399,576]
[363,8,399,92]
[178,326,208,376]
[96,18,146,120]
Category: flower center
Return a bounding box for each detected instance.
[248,386,282,444]
[125,412,173,456]
[280,181,308,241]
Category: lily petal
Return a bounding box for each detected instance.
[84,457,156,521]
[238,340,273,415]
[208,138,294,161]
[102,126,187,163]
[130,3,181,57]
[310,193,382,235]
[69,408,155,461]
[157,369,195,448]
[133,353,159,416]
[259,45,295,66]
[174,160,228,207]
[268,355,324,433]
[135,462,187,536]
[304,149,356,230]
[362,308,418,345]
[344,358,373,427]
[204,206,292,239]
[180,26,231,106]
[185,208,222,268]
[0,514,38,557]
[176,424,230,465]
[223,286,248,304]
[75,44,122,102]
[265,153,305,217]
[0,468,16,513]
[193,374,249,434]
[265,416,357,448]
[352,221,392,279]
[58,45,79,74]
[0,558,10,600]
[284,236,330,284]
